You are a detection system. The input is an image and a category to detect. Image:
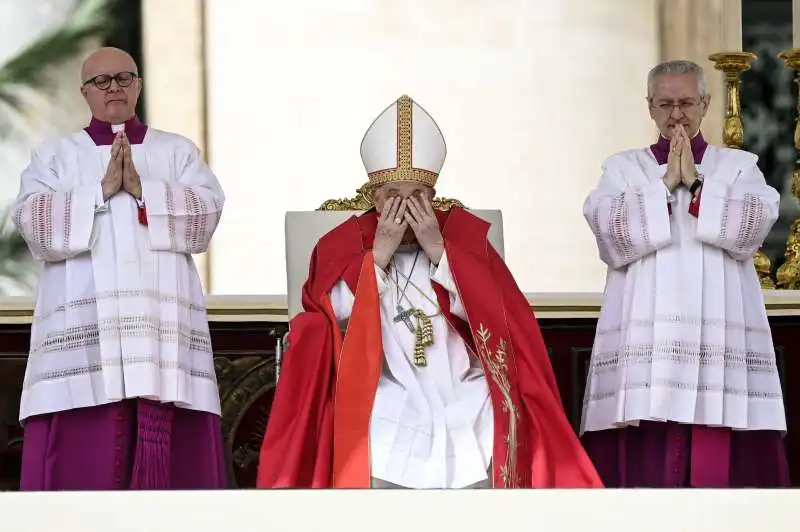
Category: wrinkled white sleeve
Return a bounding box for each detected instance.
[582,158,674,269]
[329,265,392,327]
[140,140,225,254]
[694,164,779,261]
[12,146,105,262]
[429,251,467,320]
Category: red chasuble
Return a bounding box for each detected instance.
[256,207,603,489]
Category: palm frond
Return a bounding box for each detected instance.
[0,214,28,263]
[0,206,33,292]
[0,0,115,111]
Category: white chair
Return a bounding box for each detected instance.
[278,189,506,379]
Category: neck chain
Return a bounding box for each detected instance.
[394,250,420,305]
[389,252,441,368]
[393,268,441,317]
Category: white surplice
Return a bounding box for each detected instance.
[581,145,786,434]
[330,248,494,489]
[13,125,224,422]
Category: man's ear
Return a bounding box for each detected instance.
[701,94,711,118]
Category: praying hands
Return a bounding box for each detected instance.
[100,131,142,201]
[663,124,700,193]
[675,124,701,190]
[121,132,142,199]
[100,132,124,201]
[664,129,682,193]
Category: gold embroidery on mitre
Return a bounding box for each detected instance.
[367,95,439,188]
[475,323,520,488]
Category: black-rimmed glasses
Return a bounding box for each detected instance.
[648,98,703,114]
[82,71,140,90]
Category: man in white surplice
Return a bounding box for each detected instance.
[581,60,789,488]
[13,47,227,490]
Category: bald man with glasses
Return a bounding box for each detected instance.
[14,47,227,491]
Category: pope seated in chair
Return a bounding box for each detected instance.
[256,95,602,489]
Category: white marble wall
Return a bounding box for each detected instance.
[203,0,660,295]
[141,0,210,290]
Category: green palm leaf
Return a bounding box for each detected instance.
[0,0,114,291]
[0,0,114,111]
[0,211,28,259]
[0,207,32,293]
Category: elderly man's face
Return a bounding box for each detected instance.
[648,73,709,139]
[80,48,141,124]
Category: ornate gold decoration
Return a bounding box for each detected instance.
[777,220,800,288]
[431,197,465,211]
[317,184,375,211]
[708,51,775,289]
[367,95,439,188]
[215,347,282,488]
[753,255,776,289]
[776,49,800,289]
[708,52,755,148]
[475,323,518,488]
[317,184,465,212]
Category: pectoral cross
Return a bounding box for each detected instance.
[393,304,416,333]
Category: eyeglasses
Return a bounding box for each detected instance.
[82,71,140,90]
[648,98,703,113]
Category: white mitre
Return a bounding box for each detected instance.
[360,94,447,188]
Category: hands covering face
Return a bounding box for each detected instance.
[373,192,444,269]
[404,193,443,265]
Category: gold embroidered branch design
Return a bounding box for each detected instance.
[476,323,519,487]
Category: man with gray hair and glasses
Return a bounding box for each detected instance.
[580,60,789,487]
[13,47,227,490]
